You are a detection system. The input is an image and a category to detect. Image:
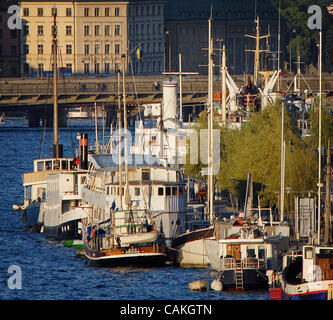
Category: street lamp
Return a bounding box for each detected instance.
[165,30,171,72]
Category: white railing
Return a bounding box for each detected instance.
[220,257,266,270]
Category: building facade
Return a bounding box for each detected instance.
[19,0,165,76]
[164,0,283,75]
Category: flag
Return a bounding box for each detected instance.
[136,46,143,61]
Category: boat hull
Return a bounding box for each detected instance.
[221,268,268,290]
[171,227,214,267]
[84,246,167,267]
[43,219,82,241]
[282,290,328,300]
[24,201,41,229]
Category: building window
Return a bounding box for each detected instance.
[105,44,110,54]
[23,8,29,17]
[105,8,110,16]
[84,44,90,55]
[115,24,120,35]
[24,44,29,54]
[115,44,120,54]
[95,25,100,35]
[66,63,72,72]
[66,8,72,17]
[105,25,110,36]
[104,63,110,74]
[84,8,89,17]
[115,7,120,16]
[51,8,57,16]
[95,8,99,16]
[134,187,140,196]
[158,187,164,196]
[95,43,100,54]
[66,44,72,55]
[84,25,90,36]
[66,25,72,35]
[37,8,43,17]
[84,63,89,74]
[37,25,43,36]
[94,62,100,74]
[37,44,43,54]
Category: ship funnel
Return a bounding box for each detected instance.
[162,80,178,129]
[80,133,88,169]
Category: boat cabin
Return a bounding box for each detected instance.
[23,157,78,207]
[302,246,333,282]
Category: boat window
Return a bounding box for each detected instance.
[142,169,150,181]
[166,187,171,196]
[259,247,266,259]
[247,247,256,258]
[53,160,60,170]
[37,161,44,171]
[158,187,164,196]
[62,160,68,170]
[134,187,140,196]
[179,187,183,195]
[172,187,177,196]
[305,247,313,259]
[45,161,52,170]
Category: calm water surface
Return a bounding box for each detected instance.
[0,121,270,300]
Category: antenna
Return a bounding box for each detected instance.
[245,16,270,86]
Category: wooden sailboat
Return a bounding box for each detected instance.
[82,55,168,267]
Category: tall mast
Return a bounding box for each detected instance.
[277,0,281,91]
[324,139,331,244]
[117,69,123,209]
[208,14,214,224]
[52,11,62,158]
[122,54,130,209]
[245,16,270,86]
[280,98,285,221]
[221,44,227,126]
[318,30,323,245]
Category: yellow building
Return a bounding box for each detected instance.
[20,0,165,76]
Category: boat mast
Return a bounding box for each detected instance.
[245,16,270,86]
[117,69,123,209]
[324,139,331,244]
[318,29,322,245]
[52,11,62,158]
[221,44,227,126]
[208,13,214,224]
[122,54,130,209]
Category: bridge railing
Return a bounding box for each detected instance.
[0,82,209,95]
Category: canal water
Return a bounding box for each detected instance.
[0,120,269,300]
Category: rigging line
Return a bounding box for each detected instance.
[129,55,142,123]
[39,115,47,158]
